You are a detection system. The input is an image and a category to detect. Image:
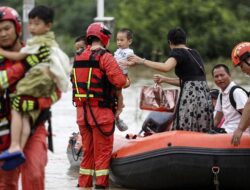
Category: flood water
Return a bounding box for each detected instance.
[45,79,151,190]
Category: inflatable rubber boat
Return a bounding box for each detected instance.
[66,111,249,189]
[110,131,250,190]
[66,111,173,167]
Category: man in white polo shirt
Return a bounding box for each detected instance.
[212,64,248,133]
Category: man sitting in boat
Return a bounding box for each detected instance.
[212,64,249,133]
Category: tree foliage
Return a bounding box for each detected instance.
[110,0,250,60]
[1,0,249,60]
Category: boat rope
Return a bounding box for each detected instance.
[212,166,220,190]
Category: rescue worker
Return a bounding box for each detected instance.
[0,6,61,189]
[231,42,250,146]
[72,22,130,189]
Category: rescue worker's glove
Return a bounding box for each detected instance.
[22,45,50,70]
[12,96,39,112]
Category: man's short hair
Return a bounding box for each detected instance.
[212,64,231,76]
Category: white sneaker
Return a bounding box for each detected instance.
[115,119,128,131]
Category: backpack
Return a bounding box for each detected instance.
[219,85,249,115]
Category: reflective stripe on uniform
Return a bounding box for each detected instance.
[73,66,95,100]
[75,94,94,98]
[95,169,109,177]
[0,117,8,127]
[87,68,92,90]
[74,67,94,99]
[0,129,10,136]
[79,168,94,176]
[73,68,81,101]
[0,117,10,135]
[0,70,9,89]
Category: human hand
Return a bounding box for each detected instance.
[12,96,39,112]
[128,55,143,66]
[153,74,165,84]
[23,45,50,69]
[231,128,244,146]
[117,59,128,70]
[123,77,131,88]
[115,109,122,119]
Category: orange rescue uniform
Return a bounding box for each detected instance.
[0,59,60,190]
[73,46,127,188]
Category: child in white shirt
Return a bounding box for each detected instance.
[114,28,134,131]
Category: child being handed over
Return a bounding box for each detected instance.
[114,28,134,131]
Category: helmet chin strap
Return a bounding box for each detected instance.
[3,33,19,50]
[244,59,250,66]
[240,52,250,66]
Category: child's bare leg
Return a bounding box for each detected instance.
[8,109,23,152]
[20,115,31,150]
[115,89,124,119]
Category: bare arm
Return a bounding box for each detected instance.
[0,48,27,61]
[231,97,250,146]
[214,111,223,128]
[128,55,177,72]
[153,74,180,86]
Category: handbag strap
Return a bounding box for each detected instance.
[186,49,205,75]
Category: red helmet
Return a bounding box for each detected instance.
[231,42,250,66]
[86,22,111,47]
[0,7,22,36]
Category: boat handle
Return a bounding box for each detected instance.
[212,166,220,174]
[212,166,220,190]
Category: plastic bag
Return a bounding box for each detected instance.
[139,83,179,112]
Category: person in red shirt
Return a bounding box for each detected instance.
[71,22,130,189]
[0,6,61,190]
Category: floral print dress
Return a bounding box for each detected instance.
[170,48,214,133]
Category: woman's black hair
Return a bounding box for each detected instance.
[167,27,186,45]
